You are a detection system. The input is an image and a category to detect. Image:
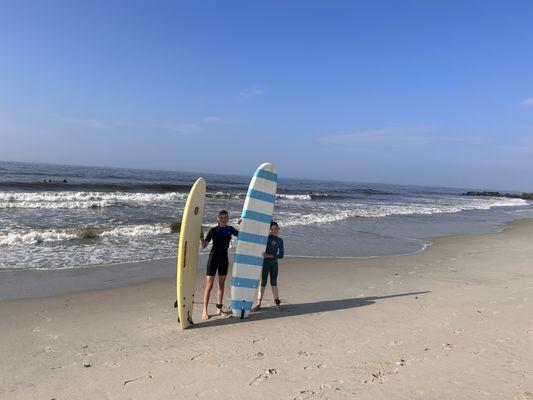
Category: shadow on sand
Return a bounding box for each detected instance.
[192,291,430,329]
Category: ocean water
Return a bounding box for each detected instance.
[1,160,532,271]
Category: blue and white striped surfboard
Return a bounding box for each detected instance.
[231,163,278,319]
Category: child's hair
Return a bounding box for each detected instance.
[270,221,278,228]
[218,209,229,217]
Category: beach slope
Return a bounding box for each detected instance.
[1,220,533,399]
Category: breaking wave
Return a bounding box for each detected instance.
[278,197,528,227]
[0,191,187,209]
[0,223,175,246]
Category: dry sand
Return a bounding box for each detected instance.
[1,219,533,399]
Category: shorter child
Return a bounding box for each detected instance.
[253,221,284,312]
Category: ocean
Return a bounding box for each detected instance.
[1,160,532,271]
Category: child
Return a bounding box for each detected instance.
[200,209,239,320]
[253,221,284,312]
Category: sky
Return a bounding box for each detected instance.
[1,1,533,191]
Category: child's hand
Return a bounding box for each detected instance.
[237,218,242,225]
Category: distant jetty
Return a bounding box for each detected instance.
[463,191,533,200]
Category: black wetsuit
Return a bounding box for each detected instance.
[204,225,238,276]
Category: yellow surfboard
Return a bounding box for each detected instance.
[176,177,206,329]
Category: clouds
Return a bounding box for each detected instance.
[63,118,131,131]
[203,116,224,124]
[156,115,230,135]
[319,126,486,147]
[320,126,436,146]
[521,97,533,108]
[236,85,264,98]
[202,116,234,125]
[154,123,204,135]
[55,114,231,136]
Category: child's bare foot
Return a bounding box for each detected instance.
[252,302,262,312]
[215,304,229,317]
[202,311,209,320]
[274,299,282,311]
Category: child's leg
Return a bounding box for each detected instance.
[203,275,215,320]
[216,275,227,315]
[253,264,270,311]
[253,285,266,311]
[271,286,281,311]
[270,263,281,311]
[214,257,229,315]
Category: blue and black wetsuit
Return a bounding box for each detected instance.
[261,235,284,287]
[204,225,238,276]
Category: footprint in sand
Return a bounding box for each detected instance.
[304,363,325,370]
[361,361,396,384]
[249,369,278,386]
[293,382,344,399]
[297,351,317,358]
[248,352,265,360]
[293,390,317,400]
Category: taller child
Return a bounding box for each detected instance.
[200,209,238,320]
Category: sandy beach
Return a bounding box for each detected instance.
[1,219,533,399]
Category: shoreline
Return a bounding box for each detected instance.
[1,217,531,302]
[1,218,533,398]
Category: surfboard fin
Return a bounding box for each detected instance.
[173,300,178,308]
[240,309,245,319]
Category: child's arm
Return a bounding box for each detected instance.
[200,228,212,249]
[263,239,284,259]
[277,238,284,259]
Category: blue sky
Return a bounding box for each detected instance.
[1,1,532,190]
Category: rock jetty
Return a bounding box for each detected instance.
[463,191,533,200]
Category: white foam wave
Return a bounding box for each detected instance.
[0,229,80,246]
[205,192,327,201]
[0,223,174,246]
[1,196,526,246]
[278,197,527,227]
[205,192,329,201]
[0,191,187,209]
[277,194,312,201]
[206,192,245,200]
[100,224,171,238]
[0,190,329,208]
